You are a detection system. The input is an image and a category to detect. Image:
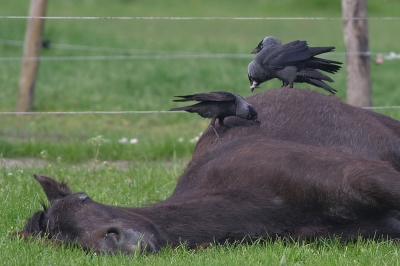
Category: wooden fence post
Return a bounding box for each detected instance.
[16,0,47,112]
[341,0,372,107]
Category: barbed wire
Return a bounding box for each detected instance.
[1,16,400,20]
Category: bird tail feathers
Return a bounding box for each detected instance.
[308,79,337,94]
[169,106,191,112]
[305,57,342,74]
[172,95,196,102]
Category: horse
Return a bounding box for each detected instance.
[15,88,400,255]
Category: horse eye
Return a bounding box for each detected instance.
[79,195,90,205]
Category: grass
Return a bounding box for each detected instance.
[4,235,400,265]
[3,165,400,266]
[1,0,400,265]
[3,237,400,266]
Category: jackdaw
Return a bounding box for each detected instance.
[247,36,342,94]
[169,91,260,139]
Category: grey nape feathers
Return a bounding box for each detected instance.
[248,36,342,94]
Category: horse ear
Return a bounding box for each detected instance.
[33,174,72,202]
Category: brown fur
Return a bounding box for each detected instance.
[194,88,400,172]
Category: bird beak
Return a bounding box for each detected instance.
[254,119,261,124]
[251,47,262,54]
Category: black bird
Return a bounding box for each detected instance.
[169,91,260,139]
[247,36,342,94]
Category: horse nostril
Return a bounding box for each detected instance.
[99,227,156,255]
[103,226,125,243]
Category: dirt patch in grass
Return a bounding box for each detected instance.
[0,158,188,171]
[0,158,49,168]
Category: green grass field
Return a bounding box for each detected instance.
[1,0,400,265]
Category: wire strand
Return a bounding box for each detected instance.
[0,39,183,54]
[1,52,400,62]
[1,16,400,20]
[0,54,254,61]
[0,106,399,115]
[2,39,399,61]
[0,110,184,115]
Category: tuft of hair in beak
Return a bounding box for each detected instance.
[250,81,260,92]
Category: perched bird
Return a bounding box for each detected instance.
[169,91,260,139]
[247,36,342,94]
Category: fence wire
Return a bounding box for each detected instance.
[1,16,400,20]
[1,39,399,61]
[1,106,400,116]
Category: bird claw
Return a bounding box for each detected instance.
[211,125,220,141]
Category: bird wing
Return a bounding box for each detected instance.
[261,40,311,67]
[308,46,335,57]
[173,91,237,102]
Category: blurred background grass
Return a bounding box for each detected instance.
[0,0,399,163]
